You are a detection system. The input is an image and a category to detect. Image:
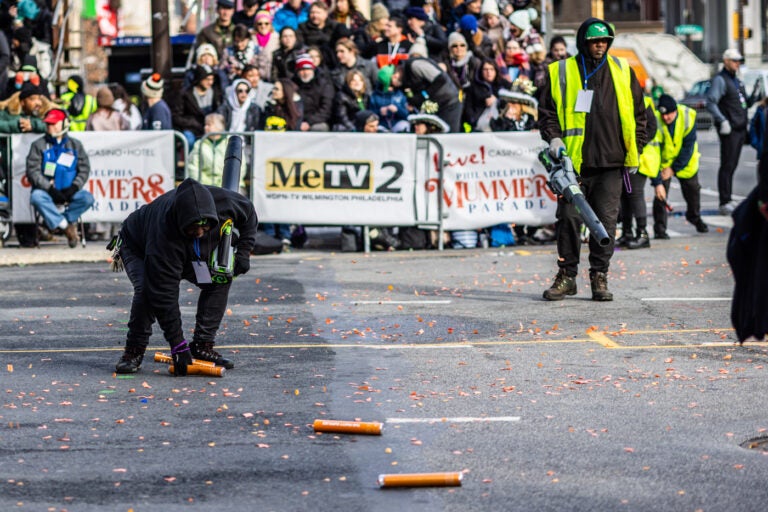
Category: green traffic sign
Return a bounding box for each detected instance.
[675,24,703,35]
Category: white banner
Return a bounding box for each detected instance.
[12,131,175,223]
[425,132,556,230]
[252,132,417,226]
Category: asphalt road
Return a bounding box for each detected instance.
[1,131,767,512]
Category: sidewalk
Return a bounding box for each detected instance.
[0,240,108,266]
[0,215,733,267]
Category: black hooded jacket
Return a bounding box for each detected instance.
[119,178,258,344]
[538,17,647,171]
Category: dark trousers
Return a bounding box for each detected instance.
[121,244,231,349]
[653,173,702,234]
[718,129,746,205]
[620,172,649,234]
[556,167,622,276]
[440,100,463,133]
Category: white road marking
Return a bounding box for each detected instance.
[641,297,731,301]
[386,416,520,424]
[352,300,452,305]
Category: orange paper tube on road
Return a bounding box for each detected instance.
[154,352,217,367]
[312,419,382,435]
[167,364,225,377]
[378,472,463,488]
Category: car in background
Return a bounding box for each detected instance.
[680,79,712,130]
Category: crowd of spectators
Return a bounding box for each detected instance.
[171,0,554,139]
[0,0,562,250]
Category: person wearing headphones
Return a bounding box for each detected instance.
[25,108,95,247]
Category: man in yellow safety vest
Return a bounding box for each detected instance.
[651,94,708,238]
[538,17,648,301]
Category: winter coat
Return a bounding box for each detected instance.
[297,19,350,68]
[253,32,280,82]
[294,73,334,126]
[261,95,304,131]
[727,186,768,342]
[86,108,130,131]
[272,2,311,33]
[25,134,90,192]
[194,22,235,60]
[119,178,258,345]
[330,58,379,93]
[332,85,369,131]
[172,85,223,138]
[217,83,262,132]
[369,89,409,131]
[0,90,58,133]
[271,45,305,81]
[188,135,248,189]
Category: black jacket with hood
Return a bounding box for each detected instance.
[538,17,647,171]
[119,178,258,344]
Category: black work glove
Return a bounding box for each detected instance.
[170,339,192,376]
[233,251,250,276]
[62,185,78,201]
[49,187,66,204]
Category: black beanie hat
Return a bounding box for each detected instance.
[657,94,677,115]
[19,82,40,100]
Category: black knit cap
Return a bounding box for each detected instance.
[19,82,40,100]
[657,94,677,115]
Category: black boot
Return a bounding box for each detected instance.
[115,345,145,374]
[616,227,633,247]
[590,271,613,301]
[543,270,577,301]
[191,341,234,369]
[626,229,650,249]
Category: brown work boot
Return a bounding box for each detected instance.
[543,270,577,301]
[190,341,234,369]
[590,271,613,301]
[64,222,78,248]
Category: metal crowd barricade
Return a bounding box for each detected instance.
[0,134,12,245]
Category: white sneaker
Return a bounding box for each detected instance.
[719,200,739,215]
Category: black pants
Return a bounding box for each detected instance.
[718,129,746,205]
[653,173,702,235]
[556,167,622,276]
[440,100,463,133]
[121,244,232,350]
[620,172,648,234]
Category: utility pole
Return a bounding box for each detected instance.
[151,0,172,78]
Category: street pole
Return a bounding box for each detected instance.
[737,0,745,57]
[151,0,172,78]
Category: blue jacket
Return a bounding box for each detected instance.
[369,89,409,131]
[272,3,311,33]
[749,105,767,157]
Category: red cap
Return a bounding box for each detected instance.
[43,108,67,124]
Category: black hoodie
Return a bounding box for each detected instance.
[120,178,258,344]
[538,17,647,171]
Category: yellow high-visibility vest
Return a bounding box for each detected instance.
[549,55,639,173]
[639,95,662,178]
[659,105,700,179]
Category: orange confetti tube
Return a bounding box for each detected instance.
[313,419,382,435]
[154,352,217,367]
[378,472,463,488]
[168,364,225,377]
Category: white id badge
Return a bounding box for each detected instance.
[57,152,75,167]
[192,261,212,284]
[575,89,594,113]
